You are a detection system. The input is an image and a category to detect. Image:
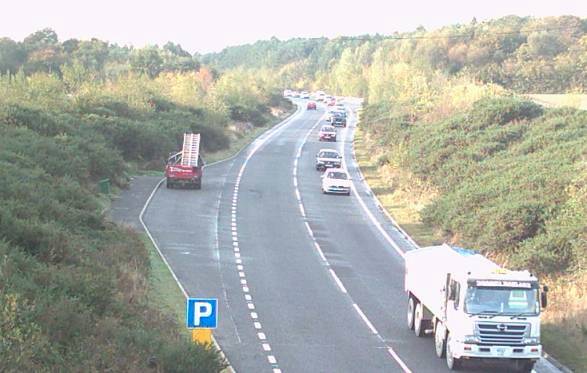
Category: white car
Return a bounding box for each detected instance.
[321,168,352,195]
[300,91,310,99]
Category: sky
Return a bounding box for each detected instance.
[1,0,585,54]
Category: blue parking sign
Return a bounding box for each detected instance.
[186,298,218,329]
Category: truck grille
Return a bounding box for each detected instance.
[476,322,528,345]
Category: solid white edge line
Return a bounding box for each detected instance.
[352,303,378,335]
[329,269,348,294]
[314,242,327,262]
[139,178,235,373]
[203,104,303,169]
[387,347,413,373]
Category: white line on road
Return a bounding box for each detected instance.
[314,242,327,262]
[329,269,348,294]
[353,303,378,335]
[291,105,413,373]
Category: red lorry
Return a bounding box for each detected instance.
[165,133,203,189]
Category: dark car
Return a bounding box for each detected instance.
[331,112,347,127]
[315,149,342,171]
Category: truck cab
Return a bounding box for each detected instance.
[405,245,547,372]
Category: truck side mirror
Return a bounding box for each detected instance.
[448,283,457,301]
[541,286,548,308]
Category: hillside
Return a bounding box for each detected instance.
[0,30,290,371]
[203,15,587,370]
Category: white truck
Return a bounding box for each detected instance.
[405,244,548,372]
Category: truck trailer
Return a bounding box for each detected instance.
[165,133,203,189]
[404,244,548,372]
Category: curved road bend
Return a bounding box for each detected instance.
[143,101,558,373]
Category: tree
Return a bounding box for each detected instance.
[73,39,109,72]
[22,28,59,53]
[130,47,163,78]
[0,38,25,74]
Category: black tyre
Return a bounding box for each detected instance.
[515,361,535,373]
[195,181,202,190]
[407,296,416,330]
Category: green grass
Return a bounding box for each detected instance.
[353,127,443,247]
[205,107,297,164]
[143,234,187,332]
[542,323,587,372]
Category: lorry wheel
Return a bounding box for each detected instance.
[515,360,535,373]
[195,182,202,190]
[414,302,426,337]
[167,181,173,189]
[434,321,446,358]
[407,296,416,330]
[446,333,462,370]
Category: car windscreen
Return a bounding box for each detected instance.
[321,127,335,132]
[320,152,339,158]
[328,172,348,180]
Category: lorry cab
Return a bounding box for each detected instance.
[405,244,547,372]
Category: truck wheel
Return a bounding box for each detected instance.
[414,301,426,337]
[167,181,173,189]
[407,296,416,330]
[195,182,202,190]
[446,333,462,370]
[435,321,446,358]
[515,360,535,373]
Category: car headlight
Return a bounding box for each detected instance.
[523,337,540,345]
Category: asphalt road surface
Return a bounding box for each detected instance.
[133,101,563,373]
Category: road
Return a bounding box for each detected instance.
[137,101,563,372]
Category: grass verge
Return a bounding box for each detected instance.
[353,124,586,372]
[353,126,443,247]
[204,106,297,164]
[143,234,186,330]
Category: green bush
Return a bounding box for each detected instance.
[366,97,587,274]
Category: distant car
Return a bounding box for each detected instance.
[321,168,351,195]
[315,149,342,171]
[327,99,336,106]
[307,101,317,110]
[292,91,300,98]
[318,125,337,142]
[300,91,310,99]
[283,89,292,97]
[331,112,347,127]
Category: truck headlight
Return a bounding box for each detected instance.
[462,335,479,344]
[523,337,540,345]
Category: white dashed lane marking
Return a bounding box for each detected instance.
[291,106,412,373]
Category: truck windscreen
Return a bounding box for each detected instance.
[464,287,539,316]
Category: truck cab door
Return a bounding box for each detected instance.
[441,274,451,321]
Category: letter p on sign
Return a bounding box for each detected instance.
[186,298,218,329]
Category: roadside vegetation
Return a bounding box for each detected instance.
[0,29,290,371]
[2,14,586,370]
[202,15,587,370]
